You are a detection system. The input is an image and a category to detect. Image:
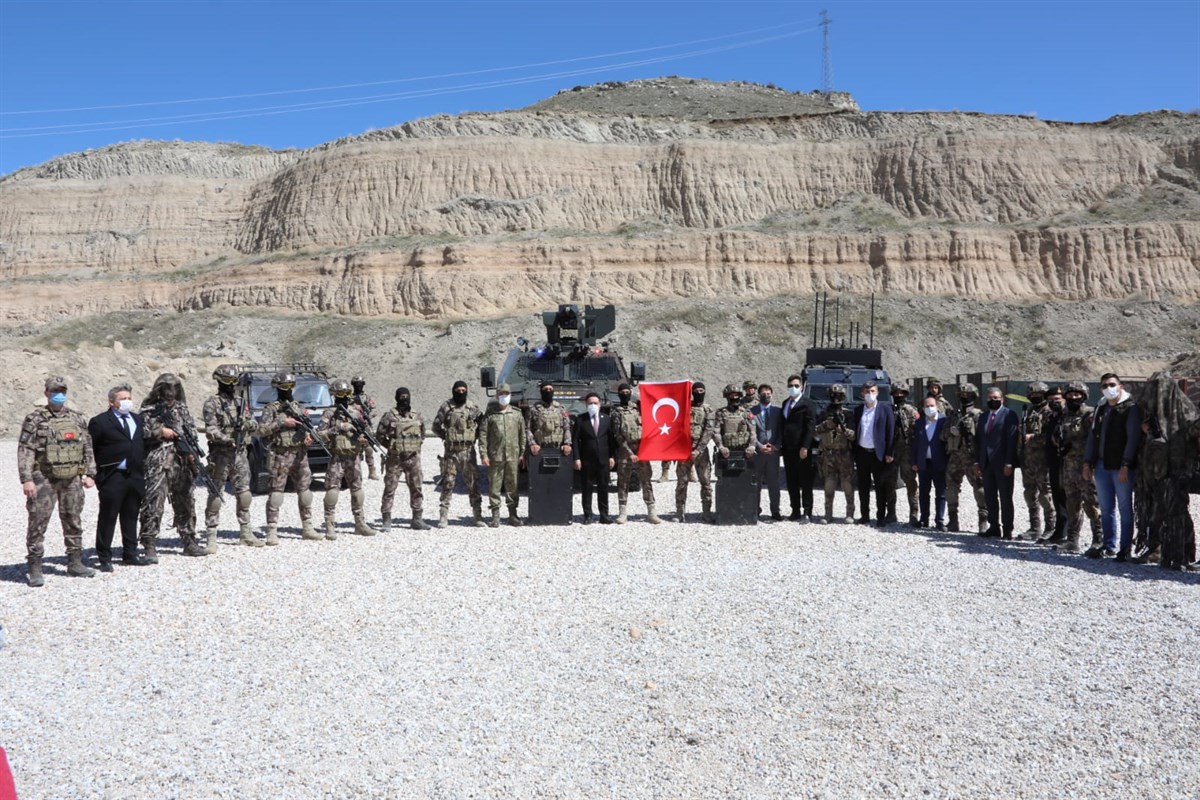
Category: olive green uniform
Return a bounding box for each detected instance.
[480,404,527,520]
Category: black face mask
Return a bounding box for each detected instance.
[540,389,554,403]
[1050,400,1064,411]
[692,392,705,404]
[959,396,973,407]
[218,383,235,397]
[336,395,350,406]
[618,393,632,407]
[894,395,908,406]
[1029,395,1045,406]
[830,397,843,406]
[1066,397,1083,411]
[727,398,741,409]
[452,392,467,406]
[278,389,293,402]
[397,398,411,412]
[987,399,1002,411]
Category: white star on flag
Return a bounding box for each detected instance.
[659,424,671,435]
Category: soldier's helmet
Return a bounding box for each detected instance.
[330,378,354,398]
[723,383,742,398]
[1029,381,1049,395]
[351,375,366,389]
[892,385,910,397]
[147,372,186,404]
[271,372,296,391]
[743,380,757,391]
[829,383,846,398]
[1066,380,1088,396]
[959,382,978,397]
[213,364,240,385]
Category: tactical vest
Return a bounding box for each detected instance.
[327,408,361,457]
[269,401,309,451]
[690,405,709,446]
[894,404,916,444]
[719,408,753,450]
[528,403,566,446]
[444,404,479,449]
[1055,406,1094,461]
[42,411,87,479]
[208,396,241,444]
[389,414,424,457]
[818,409,852,452]
[614,406,642,445]
[947,407,981,451]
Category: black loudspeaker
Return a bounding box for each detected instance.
[527,448,574,525]
[715,455,759,525]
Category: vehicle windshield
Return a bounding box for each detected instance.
[251,381,331,408]
[514,352,623,382]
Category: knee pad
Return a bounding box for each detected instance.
[205,494,224,516]
[267,491,285,512]
[351,488,366,512]
[298,489,313,508]
[324,489,340,513]
[236,491,252,513]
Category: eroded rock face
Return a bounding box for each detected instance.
[2,86,1199,324]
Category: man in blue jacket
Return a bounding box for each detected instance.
[852,380,895,526]
[975,386,1020,538]
[911,395,949,530]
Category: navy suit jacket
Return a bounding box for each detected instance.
[976,405,1018,471]
[911,417,948,472]
[87,409,146,483]
[752,404,783,450]
[853,402,896,460]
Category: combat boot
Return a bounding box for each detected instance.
[27,559,44,587]
[264,525,281,546]
[473,507,487,528]
[948,509,960,533]
[381,513,392,534]
[142,538,159,564]
[1090,518,1103,547]
[702,501,716,524]
[368,462,380,481]
[411,514,429,531]
[659,464,671,483]
[489,510,501,528]
[239,523,264,547]
[616,502,628,525]
[645,503,662,524]
[205,526,219,555]
[324,518,338,541]
[1038,529,1065,545]
[1060,533,1084,555]
[1024,512,1041,540]
[675,503,686,523]
[181,535,208,557]
[301,520,321,541]
[354,515,378,536]
[67,552,96,577]
[509,512,523,527]
[438,509,450,529]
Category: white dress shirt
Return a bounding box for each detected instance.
[115,410,137,470]
[858,403,878,451]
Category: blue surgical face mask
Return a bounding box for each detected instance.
[787,386,802,398]
[118,399,134,414]
[49,392,67,406]
[497,394,511,407]
[924,405,938,418]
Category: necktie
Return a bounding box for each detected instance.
[986,412,995,434]
[120,414,132,439]
[593,416,599,435]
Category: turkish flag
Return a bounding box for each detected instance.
[638,381,692,461]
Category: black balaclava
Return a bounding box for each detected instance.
[452,380,468,406]
[617,382,632,407]
[692,381,706,405]
[396,387,411,413]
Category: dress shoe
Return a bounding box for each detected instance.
[1114,549,1131,563]
[979,528,1001,538]
[98,562,114,573]
[1002,529,1014,540]
[934,522,946,532]
[771,512,784,521]
[1084,546,1105,559]
[856,517,870,525]
[582,514,594,524]
[121,554,148,566]
[787,511,803,521]
[599,516,612,524]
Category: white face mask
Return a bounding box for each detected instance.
[864,391,878,406]
[587,403,600,416]
[787,386,802,398]
[497,394,511,407]
[1102,386,1121,400]
[118,399,134,414]
[924,405,938,418]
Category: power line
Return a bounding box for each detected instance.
[1,19,817,116]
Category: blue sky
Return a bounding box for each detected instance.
[1,0,1197,175]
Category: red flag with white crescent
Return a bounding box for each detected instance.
[637,381,692,461]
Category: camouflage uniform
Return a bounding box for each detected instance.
[18,398,96,583]
[926,380,952,418]
[526,400,573,452]
[883,399,920,524]
[352,390,379,480]
[676,402,717,521]
[318,397,377,538]
[139,397,203,554]
[943,400,986,533]
[1054,400,1101,553]
[258,396,317,539]
[376,407,426,529]
[714,405,758,458]
[816,404,856,522]
[612,401,657,522]
[480,401,527,524]
[202,390,260,546]
[432,397,484,526]
[1019,394,1056,538]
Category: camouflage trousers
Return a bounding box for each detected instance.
[616,452,654,507]
[360,448,377,475]
[946,449,986,530]
[1061,456,1100,543]
[676,449,713,507]
[206,445,251,527]
[382,452,423,517]
[266,448,313,524]
[821,448,855,519]
[140,447,196,540]
[883,453,918,521]
[440,447,482,513]
[1021,452,1055,533]
[324,452,365,519]
[489,457,520,513]
[26,473,85,562]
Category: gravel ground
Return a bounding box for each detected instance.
[2,443,1199,800]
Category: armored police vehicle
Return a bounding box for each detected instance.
[480,304,646,414]
[801,347,893,415]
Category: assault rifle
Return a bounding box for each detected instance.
[281,403,332,457]
[233,387,250,451]
[336,404,386,454]
[153,404,221,494]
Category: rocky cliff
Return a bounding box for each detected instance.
[2,78,1198,324]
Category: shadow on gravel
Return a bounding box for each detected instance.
[902,526,1200,584]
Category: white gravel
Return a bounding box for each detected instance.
[2,442,1199,800]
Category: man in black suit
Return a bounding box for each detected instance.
[780,374,817,521]
[975,385,1020,539]
[573,392,617,523]
[853,380,896,526]
[87,384,147,570]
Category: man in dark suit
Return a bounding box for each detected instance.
[780,374,817,521]
[574,392,617,523]
[751,383,784,521]
[852,380,896,526]
[912,395,949,530]
[975,386,1020,538]
[87,383,147,570]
